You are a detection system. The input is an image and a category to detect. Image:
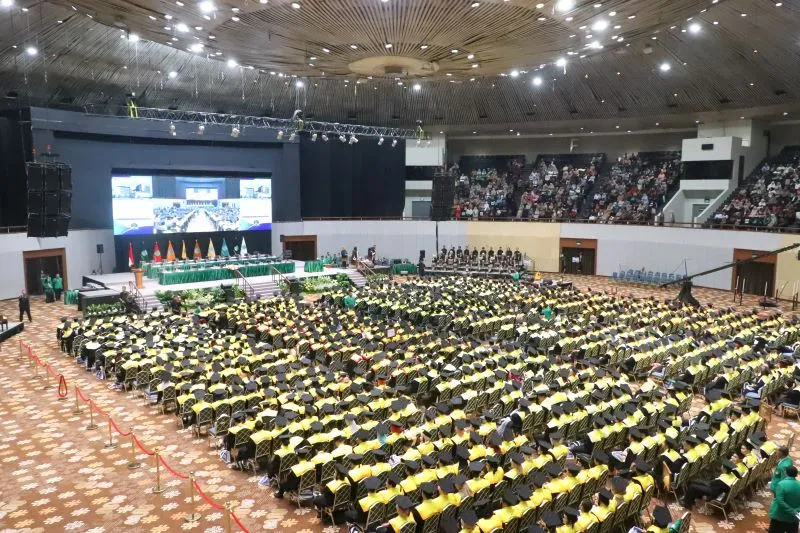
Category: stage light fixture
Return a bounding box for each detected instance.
[169,122,177,136]
[321,133,329,142]
[391,139,398,147]
[311,132,318,141]
[230,125,240,137]
[378,136,384,145]
[289,131,296,141]
[197,123,205,135]
[348,134,358,144]
[277,130,285,140]
[339,134,347,142]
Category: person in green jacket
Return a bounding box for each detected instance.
[769,465,800,533]
[42,274,54,303]
[772,446,794,493]
[52,273,63,301]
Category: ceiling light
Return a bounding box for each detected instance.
[776,2,783,5]
[295,80,304,88]
[588,41,602,49]
[741,12,746,16]
[688,22,700,33]
[617,37,624,42]
[609,11,616,16]
[659,62,671,72]
[176,1,184,5]
[628,14,636,19]
[420,45,428,49]
[592,19,609,31]
[350,44,358,49]
[510,69,519,77]
[168,70,178,78]
[310,133,318,142]
[535,2,544,7]
[565,16,573,21]
[384,43,393,49]
[230,125,240,138]
[538,16,546,20]
[472,63,479,68]
[231,16,239,21]
[25,46,37,56]
[195,26,203,30]
[467,54,475,59]
[198,1,215,13]
[655,122,660,126]
[713,21,718,25]
[451,49,458,54]
[555,0,574,12]
[189,42,203,52]
[175,22,189,32]
[413,83,421,91]
[227,58,237,68]
[555,58,567,67]
[391,139,398,147]
[471,2,480,7]
[129,33,140,43]
[594,2,602,6]
[169,122,177,136]
[0,0,14,6]
[784,112,790,116]
[260,0,267,3]
[291,2,300,8]
[532,76,542,86]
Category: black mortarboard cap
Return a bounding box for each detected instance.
[502,490,520,506]
[395,495,414,510]
[652,506,671,528]
[541,511,562,528]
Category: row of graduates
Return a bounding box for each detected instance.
[433,246,524,268]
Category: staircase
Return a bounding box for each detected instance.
[140,292,162,313]
[346,269,368,288]
[249,279,281,299]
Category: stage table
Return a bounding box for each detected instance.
[304,260,325,273]
[144,256,278,279]
[392,263,418,275]
[158,261,295,285]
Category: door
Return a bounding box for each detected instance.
[411,200,431,218]
[23,248,67,295]
[281,235,317,261]
[735,262,775,297]
[561,247,595,275]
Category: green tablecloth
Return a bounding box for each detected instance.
[304,260,324,273]
[64,290,79,305]
[392,263,418,274]
[144,256,278,279]
[158,261,295,285]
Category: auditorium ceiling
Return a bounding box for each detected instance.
[0,0,799,130]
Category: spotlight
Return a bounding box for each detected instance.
[591,19,609,31]
[168,71,178,79]
[230,125,240,138]
[555,58,567,67]
[391,139,398,147]
[277,130,285,140]
[311,132,318,142]
[175,23,189,33]
[291,1,300,8]
[25,46,37,56]
[532,76,543,86]
[510,69,520,78]
[348,134,358,144]
[295,80,304,88]
[339,134,347,143]
[169,122,177,136]
[413,83,421,91]
[197,123,205,135]
[289,131,296,141]
[688,22,701,33]
[416,139,421,146]
[198,1,216,13]
[659,62,671,72]
[321,133,329,142]
[378,136,384,145]
[555,0,575,11]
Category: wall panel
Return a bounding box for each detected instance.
[465,221,562,272]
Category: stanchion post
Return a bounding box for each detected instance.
[224,502,233,533]
[73,386,82,414]
[43,367,52,390]
[86,401,98,430]
[104,418,117,448]
[31,356,39,378]
[152,446,166,494]
[185,472,199,522]
[127,428,141,470]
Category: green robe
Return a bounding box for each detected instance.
[769,477,800,523]
[772,457,794,492]
[53,276,63,290]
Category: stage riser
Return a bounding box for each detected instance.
[0,322,24,344]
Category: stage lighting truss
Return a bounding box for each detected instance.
[84,105,422,141]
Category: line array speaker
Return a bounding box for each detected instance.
[431,172,455,221]
[26,162,72,237]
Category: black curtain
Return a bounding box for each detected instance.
[299,134,405,218]
[113,230,272,274]
[0,109,33,227]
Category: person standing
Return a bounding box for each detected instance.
[53,273,63,301]
[42,274,54,303]
[769,465,800,533]
[773,447,794,493]
[18,290,32,322]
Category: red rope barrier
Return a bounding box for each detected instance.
[76,387,90,402]
[46,364,59,377]
[91,400,110,418]
[194,480,225,510]
[158,455,189,480]
[58,376,68,398]
[109,417,132,437]
[132,434,155,456]
[231,512,251,533]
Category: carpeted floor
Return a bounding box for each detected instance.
[0,279,797,533]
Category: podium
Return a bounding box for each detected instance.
[132,268,144,289]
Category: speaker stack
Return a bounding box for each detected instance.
[431,171,455,221]
[27,162,71,237]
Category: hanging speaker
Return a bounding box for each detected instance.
[59,166,72,190]
[27,163,44,192]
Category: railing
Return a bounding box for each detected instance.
[356,260,377,279]
[126,282,147,313]
[269,265,291,292]
[230,268,257,300]
[0,225,27,234]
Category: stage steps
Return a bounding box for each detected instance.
[346,270,368,288]
[248,279,281,299]
[141,293,162,312]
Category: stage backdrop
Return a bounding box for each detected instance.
[299,134,406,218]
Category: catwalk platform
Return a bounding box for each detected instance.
[0,321,24,344]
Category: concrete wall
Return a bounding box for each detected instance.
[447,131,688,165]
[0,229,115,300]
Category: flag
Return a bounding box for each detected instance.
[207,238,216,259]
[166,240,176,262]
[193,240,202,260]
[153,242,163,263]
[181,240,188,260]
[240,236,248,256]
[128,242,135,268]
[220,238,230,258]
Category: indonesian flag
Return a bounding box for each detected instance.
[166,240,176,262]
[207,238,217,259]
[193,240,202,260]
[128,242,135,268]
[153,242,163,263]
[181,240,188,260]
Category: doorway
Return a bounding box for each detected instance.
[281,235,317,261]
[732,249,776,296]
[23,248,67,295]
[559,238,597,275]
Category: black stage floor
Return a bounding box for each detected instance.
[0,321,24,344]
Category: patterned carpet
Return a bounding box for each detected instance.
[0,279,797,533]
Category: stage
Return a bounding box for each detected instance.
[83,260,352,311]
[0,321,24,344]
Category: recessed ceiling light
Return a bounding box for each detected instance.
[535,3,544,7]
[628,14,636,19]
[753,49,758,53]
[617,37,624,42]
[148,15,157,20]
[655,122,660,126]
[538,16,546,21]
[291,2,300,8]
[565,16,573,21]
[614,24,621,29]
[350,44,358,49]
[420,45,428,49]
[231,16,239,21]
[689,22,700,33]
[591,19,609,31]
[322,48,330,53]
[741,12,746,16]
[168,71,178,78]
[231,7,239,11]
[784,111,789,116]
[609,11,616,16]
[25,46,37,56]
[467,54,475,59]
[189,42,203,52]
[532,76,543,86]
[594,3,602,7]
[472,63,479,68]
[615,125,620,129]
[176,1,184,5]
[776,2,783,5]
[555,58,567,67]
[165,14,173,19]
[510,69,519,77]
[175,22,189,32]
[413,83,421,91]
[555,0,574,11]
[385,43,392,48]
[451,49,458,53]
[659,62,671,72]
[713,21,719,25]
[198,1,215,13]
[471,2,480,7]
[227,58,237,68]
[194,25,202,30]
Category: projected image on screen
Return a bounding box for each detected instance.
[111,174,272,235]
